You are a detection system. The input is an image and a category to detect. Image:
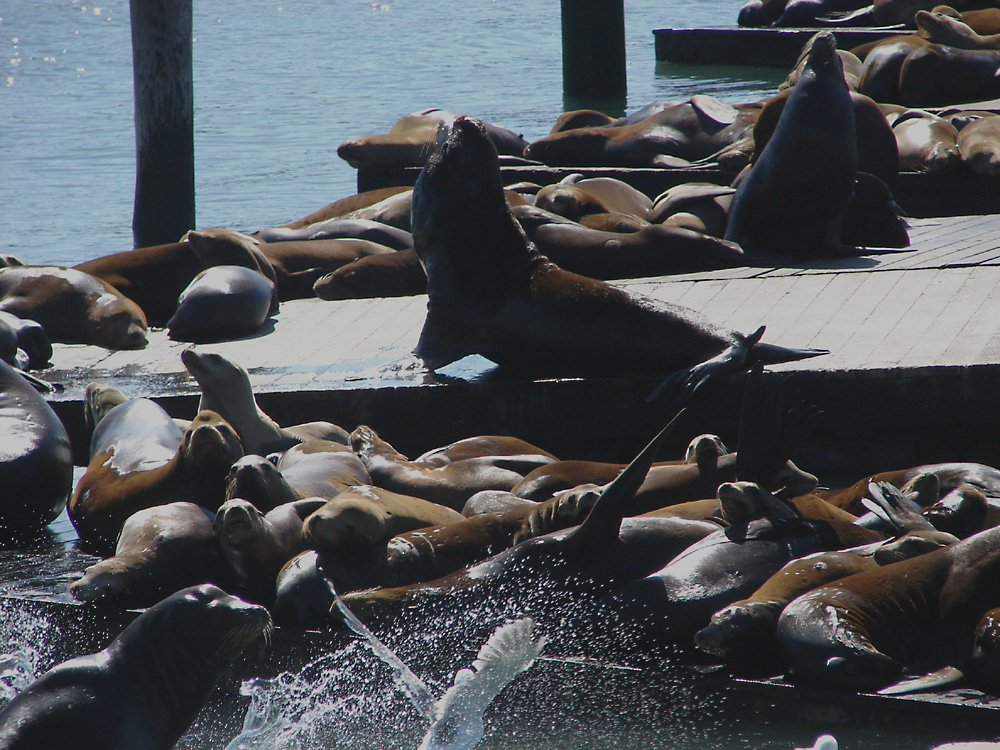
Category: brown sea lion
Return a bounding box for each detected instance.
[523,96,754,168]
[957,113,1000,174]
[255,237,397,300]
[336,108,528,169]
[224,455,304,511]
[181,347,349,454]
[350,425,553,511]
[535,175,653,222]
[858,39,930,104]
[0,360,73,539]
[312,248,427,300]
[899,44,1000,107]
[255,217,414,250]
[0,585,271,750]
[69,501,230,608]
[781,34,864,90]
[275,439,371,498]
[777,524,1000,690]
[547,109,617,134]
[651,183,736,238]
[0,266,147,350]
[69,409,244,554]
[891,109,962,173]
[214,497,327,605]
[413,435,559,468]
[529,222,745,281]
[301,484,465,551]
[411,116,825,381]
[278,187,413,230]
[916,8,1000,48]
[922,484,990,537]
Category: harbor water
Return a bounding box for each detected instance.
[1,0,784,266]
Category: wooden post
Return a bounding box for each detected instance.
[560,0,627,112]
[129,0,194,248]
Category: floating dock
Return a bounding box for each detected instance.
[652,26,901,67]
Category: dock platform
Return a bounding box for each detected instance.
[38,212,1000,478]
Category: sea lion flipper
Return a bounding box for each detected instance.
[413,306,481,371]
[877,666,965,695]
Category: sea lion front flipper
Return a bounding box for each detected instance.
[877,666,965,695]
[413,304,483,371]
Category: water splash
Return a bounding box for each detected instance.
[0,648,38,702]
[0,601,52,707]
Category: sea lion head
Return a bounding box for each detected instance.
[695,600,780,659]
[215,499,268,548]
[684,433,729,465]
[225,454,298,511]
[91,288,148,350]
[182,410,243,474]
[302,497,386,551]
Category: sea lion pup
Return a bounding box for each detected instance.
[336,108,528,169]
[0,360,73,539]
[0,266,147,350]
[70,501,232,609]
[350,425,558,512]
[776,522,1000,691]
[336,410,722,643]
[523,96,755,168]
[214,497,326,605]
[181,347,349,454]
[0,584,271,750]
[411,115,825,381]
[302,484,466,551]
[69,409,244,555]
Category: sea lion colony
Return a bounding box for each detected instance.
[2,26,1000,748]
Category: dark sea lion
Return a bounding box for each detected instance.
[69,501,230,608]
[777,524,1000,690]
[0,266,147,350]
[181,347,349,454]
[780,35,865,90]
[255,237,396,300]
[411,115,825,379]
[278,187,413,230]
[577,212,649,233]
[332,189,414,232]
[530,222,745,280]
[899,44,1000,107]
[957,113,1000,174]
[351,424,556,511]
[969,607,1000,692]
[921,484,990,537]
[302,484,465,551]
[850,33,929,65]
[774,0,875,27]
[312,248,427,300]
[255,217,415,250]
[858,40,928,104]
[215,497,326,605]
[0,584,271,750]
[224,455,304,511]
[69,409,244,554]
[0,360,73,539]
[184,228,279,306]
[891,109,962,172]
[524,96,754,168]
[336,108,528,169]
[0,311,50,370]
[167,265,276,343]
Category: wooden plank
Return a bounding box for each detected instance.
[939,269,1000,364]
[897,267,978,366]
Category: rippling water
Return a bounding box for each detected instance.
[2,0,785,266]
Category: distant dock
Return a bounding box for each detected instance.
[652,26,901,67]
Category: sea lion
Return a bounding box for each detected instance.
[0,360,73,539]
[650,183,736,238]
[916,8,1000,48]
[312,248,427,300]
[411,115,825,380]
[184,228,279,306]
[254,237,397,300]
[69,501,230,608]
[780,35,865,90]
[214,497,327,605]
[857,39,930,105]
[957,113,1000,174]
[528,223,746,281]
[0,584,271,750]
[547,109,617,133]
[278,187,413,230]
[969,607,1000,692]
[534,175,653,222]
[777,524,1000,690]
[167,265,276,343]
[83,382,132,435]
[302,484,465,551]
[336,108,528,169]
[898,44,1000,107]
[351,425,557,511]
[224,455,304,511]
[0,266,147,350]
[414,435,558,468]
[922,484,990,537]
[0,311,50,370]
[524,96,754,168]
[181,347,349,454]
[69,409,244,554]
[891,109,962,173]
[255,217,415,250]
[726,34,887,257]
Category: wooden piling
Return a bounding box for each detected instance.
[560,0,627,110]
[129,0,195,248]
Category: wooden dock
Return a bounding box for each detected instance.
[39,213,1000,478]
[652,26,901,67]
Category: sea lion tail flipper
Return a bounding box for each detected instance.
[877,666,965,695]
[646,326,767,405]
[861,481,936,533]
[561,407,689,559]
[750,340,829,365]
